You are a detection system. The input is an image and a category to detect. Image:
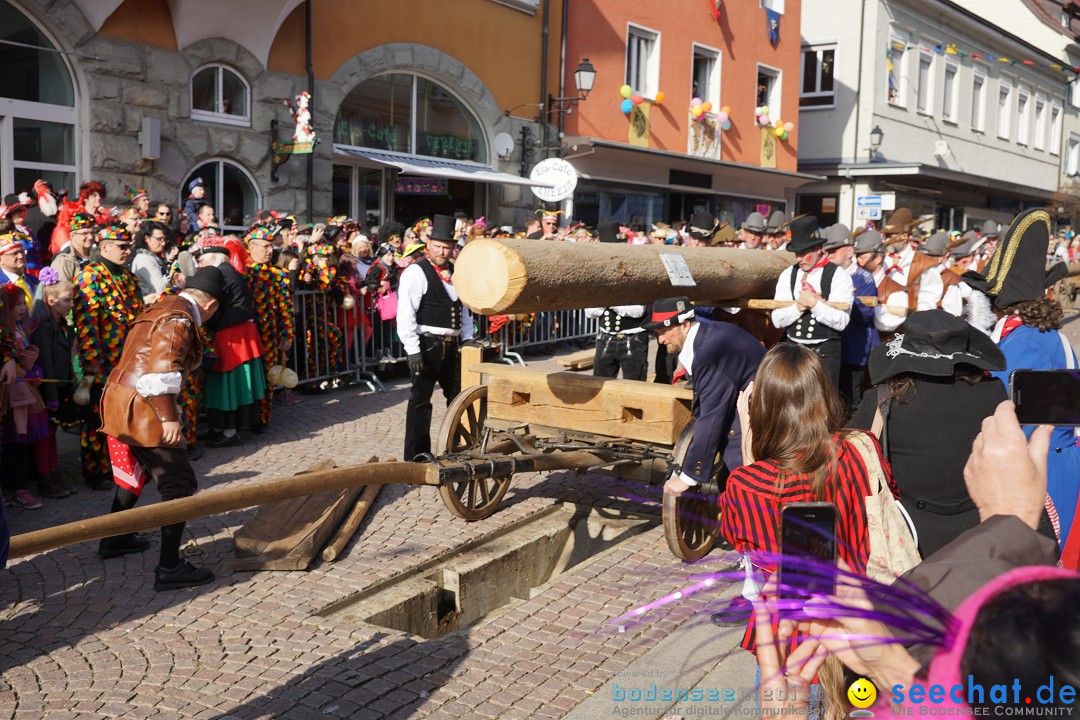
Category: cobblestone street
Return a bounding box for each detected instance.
[0,362,753,720]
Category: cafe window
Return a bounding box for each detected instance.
[335,73,487,163]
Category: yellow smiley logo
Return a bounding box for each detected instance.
[847,678,877,708]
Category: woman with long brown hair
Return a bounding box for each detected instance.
[717,343,898,694]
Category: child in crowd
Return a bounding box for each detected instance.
[0,284,48,508]
[30,268,77,498]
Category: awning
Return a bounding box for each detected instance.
[333,145,555,188]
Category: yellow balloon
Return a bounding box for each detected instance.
[691,106,703,117]
[761,105,769,115]
[774,126,785,137]
[620,84,633,99]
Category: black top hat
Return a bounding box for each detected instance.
[427,214,457,244]
[643,296,696,330]
[688,211,717,240]
[184,266,228,306]
[597,220,622,243]
[786,215,823,253]
[962,209,1069,309]
[868,309,1005,384]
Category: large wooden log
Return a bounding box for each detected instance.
[453,239,795,314]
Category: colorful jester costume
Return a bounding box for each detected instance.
[73,229,144,486]
[301,242,345,379]
[245,227,294,424]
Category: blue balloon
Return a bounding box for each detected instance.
[721,120,732,130]
[621,99,633,113]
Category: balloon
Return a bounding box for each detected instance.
[784,122,795,133]
[702,101,713,113]
[655,91,665,104]
[620,84,633,99]
[621,99,633,113]
[774,126,785,137]
[761,105,769,115]
[716,111,729,123]
[780,131,788,140]
[631,94,644,105]
[691,106,703,117]
[721,120,732,130]
[691,97,703,107]
[721,106,731,115]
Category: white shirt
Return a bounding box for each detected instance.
[875,289,909,333]
[916,264,963,317]
[396,261,474,355]
[135,293,201,397]
[676,321,701,488]
[585,305,646,334]
[883,243,916,285]
[771,263,854,342]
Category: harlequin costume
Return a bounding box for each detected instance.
[245,226,294,426]
[963,209,1080,564]
[300,240,345,379]
[73,225,145,489]
[52,181,111,256]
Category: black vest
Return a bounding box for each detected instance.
[786,262,841,342]
[415,259,462,331]
[598,308,645,333]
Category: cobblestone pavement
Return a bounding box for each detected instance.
[0,360,747,720]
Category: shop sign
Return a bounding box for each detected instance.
[395,176,448,195]
[530,158,578,202]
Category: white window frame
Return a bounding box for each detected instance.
[941,60,959,123]
[1050,100,1063,155]
[997,76,1013,140]
[756,63,783,121]
[800,43,837,109]
[625,23,661,99]
[691,43,722,108]
[761,0,785,13]
[915,46,935,115]
[1066,133,1080,176]
[190,64,251,127]
[1016,84,1031,146]
[1034,92,1047,151]
[888,29,911,108]
[1,99,78,196]
[971,66,987,132]
[1070,78,1080,109]
[179,158,263,234]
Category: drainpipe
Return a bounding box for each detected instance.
[851,0,868,229]
[557,0,569,147]
[539,0,550,156]
[306,0,315,223]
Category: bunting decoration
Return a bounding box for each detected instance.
[708,0,723,24]
[897,40,1080,75]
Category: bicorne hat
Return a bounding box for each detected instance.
[962,208,1068,309]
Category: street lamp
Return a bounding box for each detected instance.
[869,125,884,161]
[549,58,597,117]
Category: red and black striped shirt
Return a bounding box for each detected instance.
[718,432,899,653]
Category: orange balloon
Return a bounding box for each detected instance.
[655,91,665,104]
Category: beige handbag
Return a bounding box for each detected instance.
[846,430,921,583]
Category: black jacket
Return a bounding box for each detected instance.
[29,313,74,407]
[206,264,254,331]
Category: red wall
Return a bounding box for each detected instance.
[563,0,800,171]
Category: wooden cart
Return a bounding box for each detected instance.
[432,360,725,561]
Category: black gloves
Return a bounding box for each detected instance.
[407,353,424,376]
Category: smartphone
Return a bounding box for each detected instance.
[779,502,838,600]
[1011,370,1080,426]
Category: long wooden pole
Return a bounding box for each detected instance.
[321,484,382,562]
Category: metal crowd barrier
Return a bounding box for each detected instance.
[284,289,598,388]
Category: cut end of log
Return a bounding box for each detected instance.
[453,239,525,314]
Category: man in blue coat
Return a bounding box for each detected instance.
[646,297,766,497]
[824,223,879,410]
[963,208,1079,551]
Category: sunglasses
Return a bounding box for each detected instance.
[157,210,172,216]
[107,242,133,251]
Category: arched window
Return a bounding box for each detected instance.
[181,160,260,233]
[335,73,488,163]
[0,0,77,195]
[191,64,250,126]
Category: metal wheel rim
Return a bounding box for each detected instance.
[662,423,722,561]
[435,385,511,521]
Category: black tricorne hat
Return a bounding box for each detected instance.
[786,215,823,253]
[961,209,1069,309]
[184,265,228,306]
[597,220,622,243]
[643,296,696,330]
[427,214,457,244]
[868,309,1005,384]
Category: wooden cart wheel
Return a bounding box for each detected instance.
[662,423,723,561]
[435,385,511,521]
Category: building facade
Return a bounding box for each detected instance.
[796,0,1079,231]
[559,0,819,228]
[0,0,571,230]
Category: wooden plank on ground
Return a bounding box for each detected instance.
[557,349,595,371]
[233,457,376,571]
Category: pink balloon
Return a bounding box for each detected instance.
[691,97,703,107]
[716,111,729,123]
[631,94,644,105]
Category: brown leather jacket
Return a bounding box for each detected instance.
[99,295,203,448]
